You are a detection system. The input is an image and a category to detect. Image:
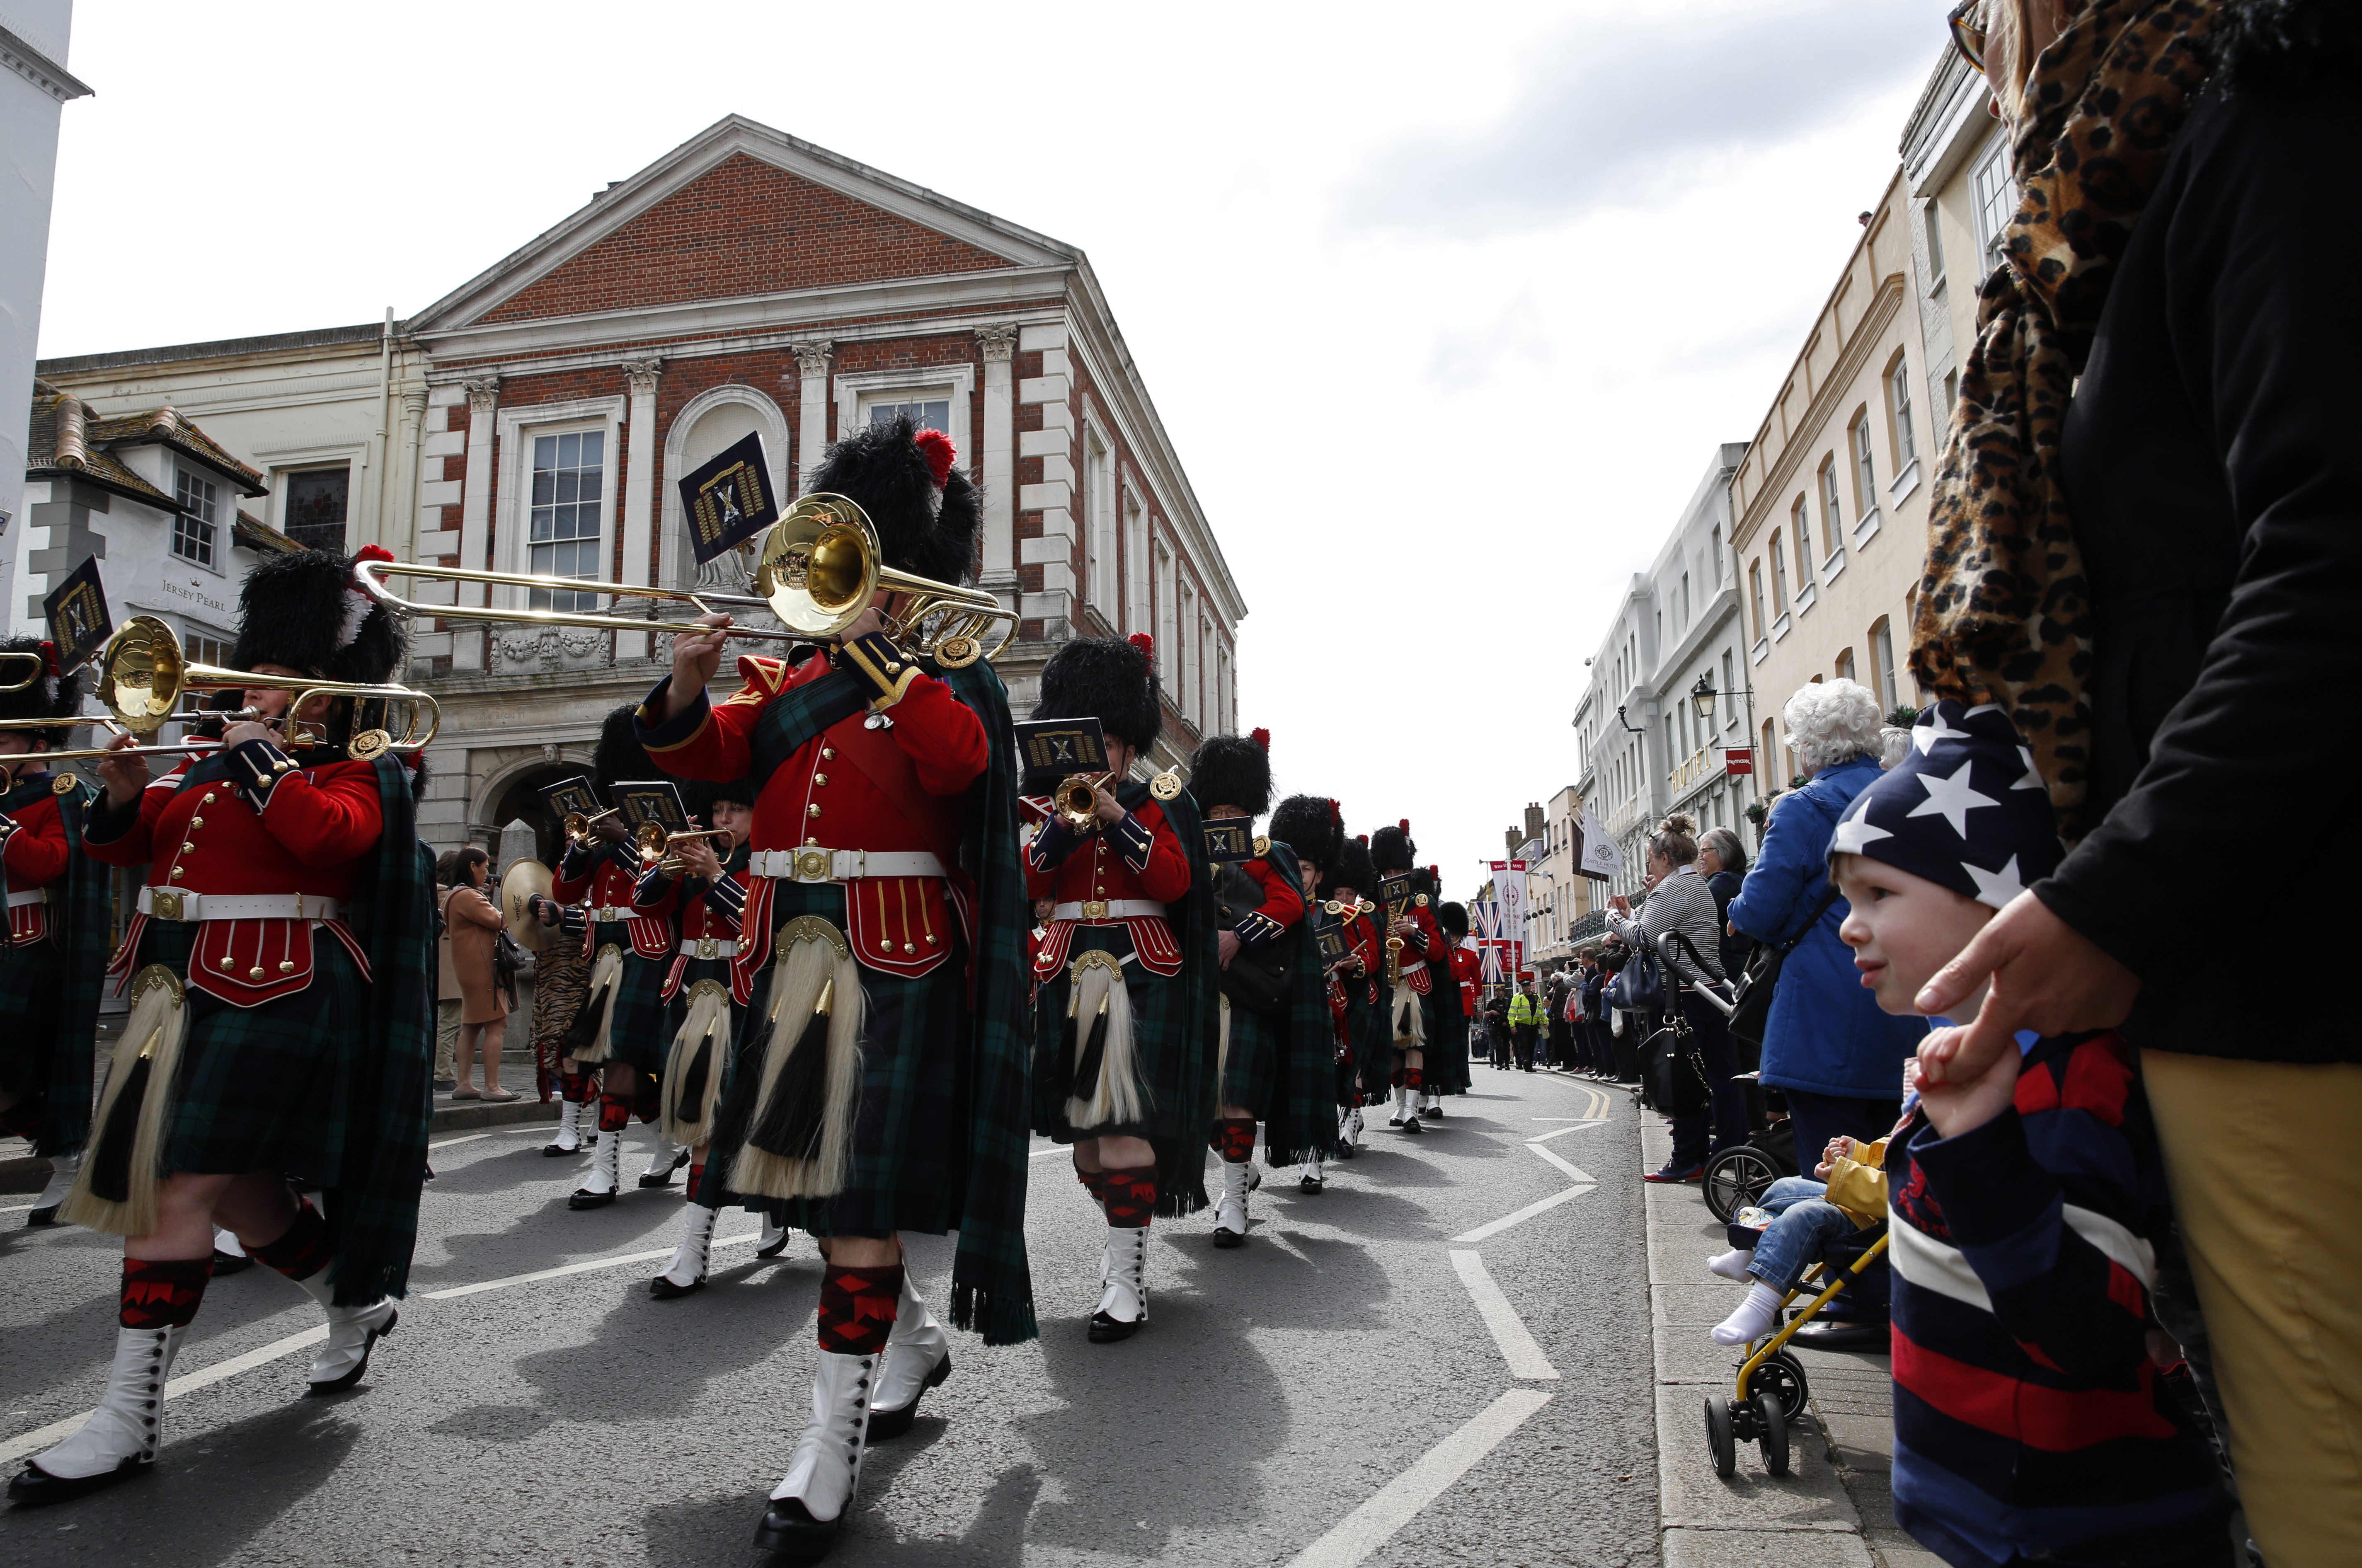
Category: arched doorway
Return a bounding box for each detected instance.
[485,762,583,869]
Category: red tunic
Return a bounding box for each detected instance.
[84,748,387,1007]
[641,652,987,983]
[639,859,751,1002]
[1224,855,1305,948]
[1021,796,1192,977]
[2,787,71,946]
[554,845,674,960]
[1388,898,1441,995]
[1450,943,1482,1015]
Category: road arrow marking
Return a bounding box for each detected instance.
[1450,1251,1558,1379]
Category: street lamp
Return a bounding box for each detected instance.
[1689,673,1719,726]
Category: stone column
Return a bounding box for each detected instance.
[792,342,833,496]
[619,357,664,661]
[977,324,1018,600]
[456,375,500,672]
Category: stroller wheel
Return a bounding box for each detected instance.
[1759,1389,1790,1476]
[1703,1394,1736,1479]
[1702,1145,1781,1223]
[1755,1351,1810,1425]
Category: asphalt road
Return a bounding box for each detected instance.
[0,1068,1658,1568]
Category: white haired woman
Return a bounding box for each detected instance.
[1727,680,1924,1288]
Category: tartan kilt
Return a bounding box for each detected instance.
[161,939,369,1184]
[1355,987,1393,1098]
[589,922,681,1078]
[1432,1004,1471,1094]
[1218,997,1280,1116]
[1032,925,1195,1144]
[717,881,965,1240]
[0,940,64,1103]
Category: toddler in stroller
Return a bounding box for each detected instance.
[1705,1130,1894,1345]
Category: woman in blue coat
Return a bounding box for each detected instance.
[1728,680,1924,1167]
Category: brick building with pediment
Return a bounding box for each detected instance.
[35,115,1245,858]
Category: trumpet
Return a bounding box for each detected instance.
[632,823,736,875]
[1054,771,1115,833]
[0,651,44,693]
[562,808,622,850]
[353,492,1018,669]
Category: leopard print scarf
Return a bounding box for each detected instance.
[1908,0,2221,841]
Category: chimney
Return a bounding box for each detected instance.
[1523,802,1547,843]
[1504,828,1523,857]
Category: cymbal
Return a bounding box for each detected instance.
[501,859,555,951]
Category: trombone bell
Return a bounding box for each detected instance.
[756,494,1017,667]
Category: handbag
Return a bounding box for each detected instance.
[1606,942,1664,1014]
[1642,996,1711,1116]
[1727,885,1840,1048]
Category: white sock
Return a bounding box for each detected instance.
[1710,1281,1784,1346]
[1706,1247,1754,1282]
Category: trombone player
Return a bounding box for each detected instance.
[0,638,109,1229]
[632,415,1037,1556]
[13,545,435,1508]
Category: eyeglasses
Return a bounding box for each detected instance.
[1948,0,1987,73]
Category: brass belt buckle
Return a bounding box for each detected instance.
[150,889,185,922]
[1081,899,1109,921]
[794,847,831,883]
[698,937,719,961]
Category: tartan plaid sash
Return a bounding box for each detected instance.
[1,775,109,1156]
[748,658,868,791]
[1129,780,1221,1216]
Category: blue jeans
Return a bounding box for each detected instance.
[1746,1176,1858,1292]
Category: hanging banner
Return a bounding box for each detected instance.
[1488,860,1529,980]
[1577,810,1624,881]
[1471,899,1508,987]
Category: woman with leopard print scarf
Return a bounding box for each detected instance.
[1912,5,2362,1563]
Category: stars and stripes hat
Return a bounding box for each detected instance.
[1828,700,2063,909]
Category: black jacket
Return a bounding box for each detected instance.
[1705,868,1749,981]
[2041,41,2360,1064]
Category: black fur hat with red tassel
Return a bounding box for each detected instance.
[1032,632,1162,754]
[228,544,408,687]
[1270,794,1344,874]
[1189,727,1272,819]
[1370,818,1416,874]
[1332,832,1377,893]
[805,411,982,587]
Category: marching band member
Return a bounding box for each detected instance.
[1416,868,1467,1115]
[636,415,1037,1556]
[1024,634,1215,1335]
[1321,832,1385,1159]
[1435,900,1478,1113]
[1265,792,1345,1198]
[0,638,107,1225]
[548,707,682,1204]
[1369,822,1439,1134]
[13,548,433,1505]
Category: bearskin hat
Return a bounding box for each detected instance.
[709,777,758,811]
[0,636,85,742]
[228,544,408,687]
[1270,793,1343,873]
[1189,729,1272,819]
[1332,832,1376,894]
[591,704,654,797]
[806,411,981,588]
[1033,633,1161,754]
[1370,820,1416,874]
[1438,900,1470,938]
[1410,866,1437,900]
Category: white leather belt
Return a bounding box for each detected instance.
[5,889,46,909]
[139,888,343,923]
[591,905,639,923]
[679,937,739,959]
[1054,898,1164,922]
[748,848,946,883]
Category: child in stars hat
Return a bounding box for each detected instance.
[1822,701,2230,1568]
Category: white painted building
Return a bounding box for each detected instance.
[0,2,90,625]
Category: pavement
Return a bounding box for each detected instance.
[1,1066,1663,1567]
[1637,1104,1940,1568]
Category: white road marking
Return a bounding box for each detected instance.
[429,1125,560,1151]
[1527,1144,1594,1183]
[1524,1122,1604,1144]
[1282,1387,1553,1568]
[424,1232,761,1299]
[0,1203,32,1215]
[1450,1183,1596,1244]
[1449,1251,1558,1379]
[1029,1147,1070,1159]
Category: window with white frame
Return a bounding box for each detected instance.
[1123,491,1148,634]
[173,469,219,567]
[1770,534,1789,610]
[1177,581,1196,715]
[1711,523,1725,583]
[1971,138,2018,275]
[1720,650,1736,726]
[1083,429,1115,617]
[1889,358,1918,469]
[1923,197,1947,284]
[528,429,606,612]
[1156,541,1176,682]
[1749,561,1767,637]
[1819,461,1843,555]
[1788,503,1815,588]
[869,398,951,435]
[1852,412,1877,512]
[1872,617,1898,711]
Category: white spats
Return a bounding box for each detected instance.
[639,1132,682,1186]
[28,1152,79,1222]
[870,1273,951,1440]
[767,1349,877,1525]
[288,1268,397,1390]
[1212,1159,1250,1246]
[653,1203,718,1296]
[756,1214,792,1258]
[545,1099,584,1155]
[24,1326,184,1482]
[1711,1281,1785,1346]
[582,1130,620,1195]
[1091,1224,1149,1341]
[1299,1152,1325,1194]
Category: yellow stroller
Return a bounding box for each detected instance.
[1703,1228,1890,1477]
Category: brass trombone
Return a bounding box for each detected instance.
[353,492,1018,668]
[0,651,45,693]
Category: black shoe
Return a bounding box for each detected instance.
[210,1249,256,1275]
[756,1226,792,1258]
[567,1188,618,1210]
[307,1307,397,1395]
[542,1137,584,1158]
[1299,1174,1323,1194]
[867,1352,952,1441]
[1211,1225,1245,1249]
[8,1455,148,1506]
[649,1273,705,1300]
[1785,1320,1888,1351]
[24,1203,61,1228]
[1421,1104,1443,1118]
[1088,1310,1145,1344]
[1400,1114,1423,1135]
[753,1496,839,1559]
[637,1148,691,1188]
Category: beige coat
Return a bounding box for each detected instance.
[440,882,510,1025]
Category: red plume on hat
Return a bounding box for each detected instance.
[1128,632,1153,657]
[1250,727,1269,750]
[913,429,957,489]
[1399,818,1410,832]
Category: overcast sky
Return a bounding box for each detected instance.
[38,0,1957,893]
